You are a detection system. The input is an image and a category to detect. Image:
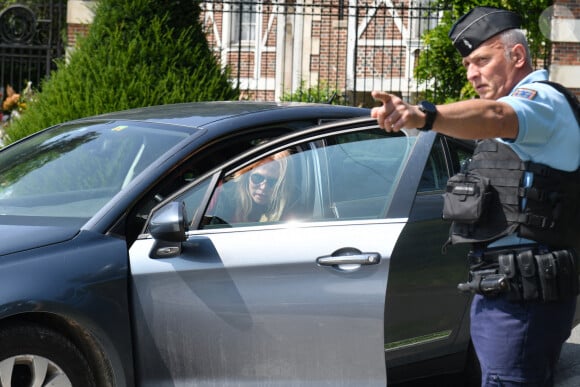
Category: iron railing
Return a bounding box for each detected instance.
[201,1,551,107]
[0,1,553,110]
[0,1,66,109]
[201,1,449,107]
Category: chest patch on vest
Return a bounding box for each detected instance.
[512,88,537,100]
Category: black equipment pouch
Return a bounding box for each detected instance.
[498,253,516,279]
[553,249,579,299]
[498,253,521,301]
[460,247,579,302]
[534,253,558,302]
[443,172,491,223]
[516,250,539,300]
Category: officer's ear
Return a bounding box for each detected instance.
[510,44,527,68]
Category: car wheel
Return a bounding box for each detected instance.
[0,323,96,387]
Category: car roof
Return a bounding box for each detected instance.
[79,101,370,129]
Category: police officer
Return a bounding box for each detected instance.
[371,6,580,386]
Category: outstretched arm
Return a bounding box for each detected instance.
[370,90,519,140]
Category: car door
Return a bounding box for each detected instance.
[128,122,417,386]
[384,134,476,381]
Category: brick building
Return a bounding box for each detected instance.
[549,1,580,95]
[67,0,579,102]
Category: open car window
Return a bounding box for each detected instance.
[196,127,415,229]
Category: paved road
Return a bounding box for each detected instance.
[555,323,580,386]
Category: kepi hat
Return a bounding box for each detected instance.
[449,7,522,57]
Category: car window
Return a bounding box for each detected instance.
[0,121,189,224]
[418,138,448,192]
[144,124,331,205]
[446,137,474,174]
[323,130,412,219]
[201,147,303,227]
[199,127,414,228]
[176,175,215,226]
[128,122,363,241]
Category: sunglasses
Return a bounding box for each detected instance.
[249,172,279,187]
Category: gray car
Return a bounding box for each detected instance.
[0,101,577,386]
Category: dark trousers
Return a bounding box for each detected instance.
[470,294,576,386]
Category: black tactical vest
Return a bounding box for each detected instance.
[443,139,580,249]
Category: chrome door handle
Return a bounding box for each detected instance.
[317,253,380,266]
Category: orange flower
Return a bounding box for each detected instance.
[2,94,20,111]
[2,85,20,111]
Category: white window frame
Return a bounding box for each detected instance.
[230,0,259,46]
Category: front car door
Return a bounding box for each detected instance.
[128,121,418,386]
[384,133,476,382]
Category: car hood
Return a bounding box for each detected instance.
[0,224,79,256]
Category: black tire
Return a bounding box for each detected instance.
[0,323,96,387]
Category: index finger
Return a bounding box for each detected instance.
[371,90,392,105]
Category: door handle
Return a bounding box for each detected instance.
[317,253,380,266]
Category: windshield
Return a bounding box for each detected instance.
[0,121,192,225]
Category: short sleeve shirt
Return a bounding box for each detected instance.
[497,69,580,172]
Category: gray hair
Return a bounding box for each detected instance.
[499,29,532,66]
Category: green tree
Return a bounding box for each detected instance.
[415,0,552,103]
[6,0,238,143]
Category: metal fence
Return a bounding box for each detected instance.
[201,1,449,107]
[0,1,67,108]
[201,1,553,107]
[0,1,553,110]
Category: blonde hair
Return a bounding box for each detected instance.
[232,149,292,222]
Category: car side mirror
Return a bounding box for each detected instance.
[148,201,188,258]
[149,201,188,242]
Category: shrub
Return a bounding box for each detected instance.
[281,80,343,105]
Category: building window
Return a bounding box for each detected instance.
[230,1,257,45]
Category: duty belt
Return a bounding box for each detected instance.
[458,246,579,302]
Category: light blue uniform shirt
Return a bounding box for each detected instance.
[491,69,580,247]
[498,69,580,171]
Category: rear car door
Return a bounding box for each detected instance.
[129,121,418,386]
